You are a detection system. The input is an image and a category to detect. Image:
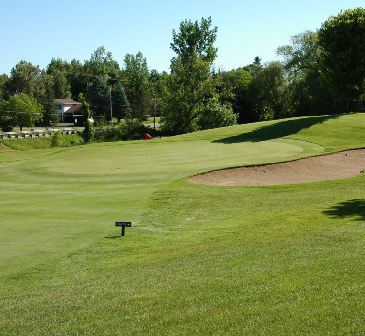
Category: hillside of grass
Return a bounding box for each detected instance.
[1,113,365,335]
[1,133,82,151]
[174,112,365,151]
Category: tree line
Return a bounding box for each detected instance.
[0,7,364,135]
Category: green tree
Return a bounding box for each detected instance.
[68,59,88,100]
[0,99,15,131]
[161,17,219,134]
[277,31,320,77]
[318,8,365,111]
[248,61,291,121]
[112,84,132,123]
[170,17,218,64]
[38,73,59,126]
[86,76,109,122]
[46,58,87,101]
[84,47,124,122]
[85,46,121,79]
[8,61,42,98]
[149,70,170,119]
[52,71,71,98]
[220,68,254,123]
[123,52,152,120]
[79,93,94,143]
[220,60,290,123]
[46,58,72,98]
[197,96,237,130]
[1,93,43,131]
[278,31,337,116]
[0,74,10,100]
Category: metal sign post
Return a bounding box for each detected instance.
[115,221,132,237]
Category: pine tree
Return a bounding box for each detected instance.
[112,84,132,122]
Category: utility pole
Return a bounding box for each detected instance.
[153,96,157,130]
[109,86,113,123]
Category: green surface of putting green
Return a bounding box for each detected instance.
[1,113,365,335]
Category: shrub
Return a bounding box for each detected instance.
[51,132,83,147]
[197,97,237,130]
[93,119,147,142]
[119,119,146,140]
[50,131,62,147]
[83,120,95,143]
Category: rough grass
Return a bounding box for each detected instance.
[1,113,365,335]
[2,133,83,150]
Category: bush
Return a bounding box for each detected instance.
[51,132,83,147]
[119,119,147,140]
[197,98,237,130]
[83,120,95,143]
[93,119,148,142]
[50,131,62,147]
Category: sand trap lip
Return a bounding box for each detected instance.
[189,149,365,186]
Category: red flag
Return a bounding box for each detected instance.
[144,133,153,140]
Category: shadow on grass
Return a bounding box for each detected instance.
[323,199,365,221]
[104,234,123,239]
[214,115,339,144]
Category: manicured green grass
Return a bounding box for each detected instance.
[1,113,365,335]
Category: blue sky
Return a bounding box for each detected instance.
[1,0,364,74]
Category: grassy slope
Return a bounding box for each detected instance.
[1,134,82,151]
[0,113,365,335]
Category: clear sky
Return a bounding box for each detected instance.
[1,0,364,74]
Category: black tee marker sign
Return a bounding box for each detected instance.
[115,221,132,236]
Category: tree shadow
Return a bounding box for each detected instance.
[213,115,339,144]
[323,199,365,221]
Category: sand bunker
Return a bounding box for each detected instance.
[189,149,365,186]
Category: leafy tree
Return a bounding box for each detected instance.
[50,71,71,99]
[197,96,237,130]
[86,76,109,121]
[161,17,220,134]
[0,99,15,131]
[220,60,290,123]
[8,61,42,98]
[123,52,152,120]
[220,68,253,123]
[85,46,121,79]
[170,17,218,64]
[162,55,215,133]
[1,93,43,131]
[0,74,10,100]
[277,31,320,77]
[248,61,291,121]
[46,58,72,98]
[38,73,59,126]
[318,8,365,111]
[278,31,337,116]
[83,47,124,122]
[68,59,88,100]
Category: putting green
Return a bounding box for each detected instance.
[40,138,324,176]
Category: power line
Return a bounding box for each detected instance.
[0,109,62,116]
[0,110,43,115]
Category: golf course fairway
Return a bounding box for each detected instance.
[1,114,365,335]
